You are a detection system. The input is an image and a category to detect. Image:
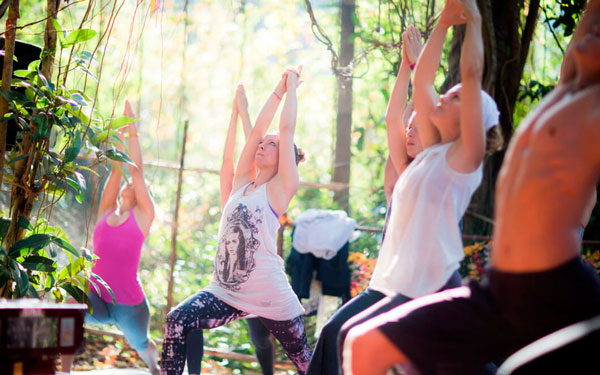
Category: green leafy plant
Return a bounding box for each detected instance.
[0,14,129,303]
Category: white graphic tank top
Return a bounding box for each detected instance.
[205,182,304,321]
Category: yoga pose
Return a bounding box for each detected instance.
[306,25,439,375]
[185,84,277,375]
[344,0,600,373]
[335,1,501,368]
[61,101,159,375]
[161,68,311,375]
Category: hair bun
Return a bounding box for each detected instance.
[297,147,306,163]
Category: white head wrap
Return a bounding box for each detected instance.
[480,89,500,130]
[452,84,499,130]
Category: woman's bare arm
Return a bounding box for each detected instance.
[220,87,241,207]
[221,84,254,207]
[97,143,123,220]
[237,85,253,139]
[448,0,486,173]
[386,26,422,174]
[232,75,286,193]
[413,0,465,149]
[124,101,155,224]
[268,67,302,215]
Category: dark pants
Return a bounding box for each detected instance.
[186,317,273,375]
[376,257,600,374]
[306,271,462,375]
[161,291,310,375]
[306,288,386,375]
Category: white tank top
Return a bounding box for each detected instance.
[205,182,304,321]
[369,142,482,298]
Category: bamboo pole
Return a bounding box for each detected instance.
[82,154,350,192]
[165,120,189,316]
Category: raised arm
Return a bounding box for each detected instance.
[267,67,302,215]
[237,84,253,139]
[232,75,286,193]
[220,88,240,207]
[124,100,155,227]
[386,25,422,174]
[413,0,466,149]
[221,84,254,207]
[97,132,124,220]
[448,0,486,172]
[559,0,600,85]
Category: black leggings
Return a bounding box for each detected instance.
[161,291,311,375]
[186,317,274,375]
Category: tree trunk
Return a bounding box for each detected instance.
[40,0,61,80]
[5,0,62,249]
[332,0,355,212]
[0,0,20,190]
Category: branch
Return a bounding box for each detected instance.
[541,4,565,55]
[519,0,541,73]
[0,0,84,37]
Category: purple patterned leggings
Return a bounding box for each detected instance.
[160,291,311,375]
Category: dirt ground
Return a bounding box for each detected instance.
[63,334,293,375]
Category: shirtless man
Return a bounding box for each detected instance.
[342,0,600,374]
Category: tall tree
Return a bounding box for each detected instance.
[6,0,63,248]
[332,0,355,212]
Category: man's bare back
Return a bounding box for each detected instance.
[492,81,600,272]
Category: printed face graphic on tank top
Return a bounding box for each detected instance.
[215,203,261,290]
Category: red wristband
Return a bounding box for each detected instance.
[273,91,282,100]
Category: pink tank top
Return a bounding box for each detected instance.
[90,210,145,305]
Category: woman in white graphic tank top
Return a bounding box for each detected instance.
[160,68,312,375]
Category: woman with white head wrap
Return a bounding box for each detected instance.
[335,1,501,373]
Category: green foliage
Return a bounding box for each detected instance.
[518,80,555,103]
[0,217,103,308]
[543,0,586,37]
[0,17,119,306]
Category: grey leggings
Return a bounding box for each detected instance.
[160,291,311,375]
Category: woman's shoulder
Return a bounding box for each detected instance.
[95,208,114,225]
[132,207,152,237]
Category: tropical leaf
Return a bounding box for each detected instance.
[107,116,137,130]
[17,216,33,231]
[0,217,10,240]
[62,29,97,48]
[105,148,136,166]
[9,234,51,257]
[64,132,83,163]
[91,273,115,304]
[50,237,79,257]
[21,255,57,272]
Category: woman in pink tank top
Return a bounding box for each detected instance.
[61,101,159,375]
